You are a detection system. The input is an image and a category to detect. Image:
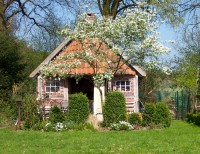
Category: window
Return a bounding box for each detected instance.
[115,80,130,92]
[45,80,60,93]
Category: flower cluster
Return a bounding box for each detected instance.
[45,122,66,131]
[93,71,113,87]
[110,121,133,131]
[41,6,169,84]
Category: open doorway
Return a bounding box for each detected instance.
[68,77,94,112]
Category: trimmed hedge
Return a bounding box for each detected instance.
[48,105,65,124]
[142,103,156,126]
[153,102,171,127]
[128,113,142,125]
[187,112,200,126]
[103,91,126,126]
[142,102,171,128]
[66,93,90,124]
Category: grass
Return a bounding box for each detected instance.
[0,120,199,154]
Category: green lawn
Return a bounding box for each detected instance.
[0,120,199,154]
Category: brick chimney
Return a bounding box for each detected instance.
[86,13,96,23]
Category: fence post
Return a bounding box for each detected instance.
[176,91,179,119]
[16,100,22,129]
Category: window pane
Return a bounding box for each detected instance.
[121,81,125,85]
[46,87,50,92]
[55,87,59,92]
[51,82,56,86]
[51,87,56,92]
[121,86,125,91]
[56,82,60,86]
[116,81,120,86]
[126,81,130,85]
[46,82,50,86]
[126,86,130,91]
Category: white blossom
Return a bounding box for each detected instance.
[40,6,169,86]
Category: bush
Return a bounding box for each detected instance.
[66,93,90,124]
[48,105,65,124]
[128,113,142,125]
[32,121,47,131]
[187,112,200,126]
[21,94,42,129]
[103,91,126,126]
[142,103,156,126]
[65,121,95,131]
[153,102,171,127]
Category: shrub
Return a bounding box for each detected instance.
[65,121,95,131]
[103,91,126,126]
[153,102,171,127]
[48,105,65,124]
[187,113,194,123]
[187,112,200,126]
[128,113,142,125]
[142,103,156,126]
[32,121,47,131]
[66,93,90,124]
[21,94,42,129]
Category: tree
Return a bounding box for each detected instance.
[140,65,171,103]
[41,7,168,107]
[28,13,64,52]
[173,27,200,106]
[97,0,180,23]
[178,0,200,27]
[0,31,25,100]
[0,0,79,33]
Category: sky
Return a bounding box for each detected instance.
[158,24,178,63]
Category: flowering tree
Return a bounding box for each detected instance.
[41,4,169,105]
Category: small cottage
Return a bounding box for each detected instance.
[30,38,146,121]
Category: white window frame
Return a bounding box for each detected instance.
[115,80,131,92]
[45,80,60,93]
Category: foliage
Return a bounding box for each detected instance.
[142,103,156,126]
[128,113,142,125]
[178,0,200,28]
[0,97,22,127]
[153,102,171,127]
[66,93,90,124]
[103,91,126,126]
[65,121,95,131]
[32,121,47,131]
[110,121,133,131]
[41,8,169,86]
[187,112,200,126]
[173,28,200,103]
[0,98,18,119]
[142,102,171,128]
[96,0,181,24]
[140,66,172,103]
[21,94,42,129]
[0,32,25,101]
[48,106,65,124]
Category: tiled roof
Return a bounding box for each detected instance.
[30,39,146,78]
[51,39,136,75]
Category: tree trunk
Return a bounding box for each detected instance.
[98,0,121,19]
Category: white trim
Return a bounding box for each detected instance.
[134,75,139,112]
[37,75,42,100]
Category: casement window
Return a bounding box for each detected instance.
[45,80,60,93]
[115,80,131,92]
